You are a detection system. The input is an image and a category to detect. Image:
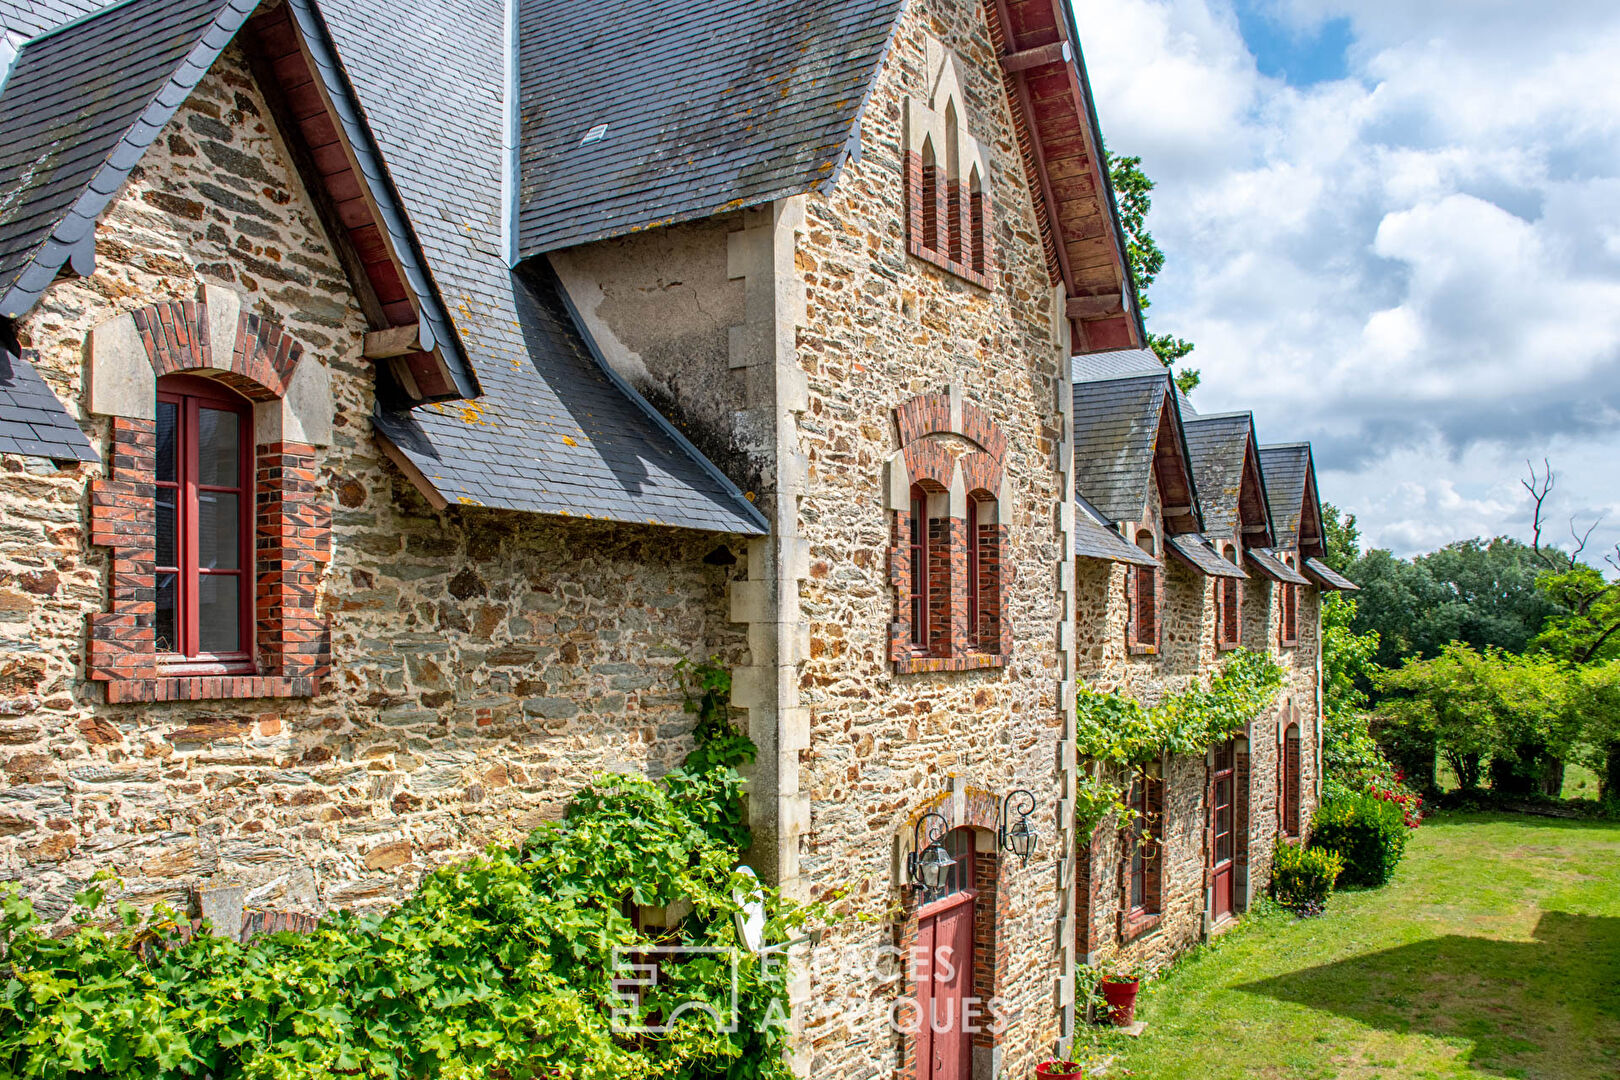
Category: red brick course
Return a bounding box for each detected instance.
[88,304,328,702]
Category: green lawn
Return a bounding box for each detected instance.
[1080,812,1620,1079]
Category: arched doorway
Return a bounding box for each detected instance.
[915,827,976,1080]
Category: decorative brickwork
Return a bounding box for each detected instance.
[88,300,331,703]
[888,388,1011,673]
[903,36,997,290]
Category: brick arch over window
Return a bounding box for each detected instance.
[886,388,1012,673]
[893,786,1013,1080]
[86,284,334,703]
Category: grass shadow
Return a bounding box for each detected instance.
[1237,911,1620,1079]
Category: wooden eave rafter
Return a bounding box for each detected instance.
[986,0,1142,355]
[1237,440,1275,548]
[244,5,457,404]
[1299,467,1325,559]
[1150,394,1199,535]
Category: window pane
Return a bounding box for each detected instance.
[197,407,240,487]
[198,492,239,570]
[156,487,177,569]
[198,574,241,653]
[155,572,178,653]
[156,401,178,484]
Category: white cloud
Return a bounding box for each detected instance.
[1070,0,1620,558]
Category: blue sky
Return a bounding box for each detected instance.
[1071,0,1620,562]
[1232,4,1351,85]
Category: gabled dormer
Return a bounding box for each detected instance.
[1184,411,1273,650]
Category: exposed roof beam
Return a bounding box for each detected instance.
[363,323,424,358]
[1001,41,1071,73]
[1066,293,1123,320]
[1161,505,1193,517]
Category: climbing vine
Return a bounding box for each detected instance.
[1074,650,1285,836]
[0,659,809,1080]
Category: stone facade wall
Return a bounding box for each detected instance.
[0,47,746,921]
[787,1,1073,1075]
[1071,476,1324,974]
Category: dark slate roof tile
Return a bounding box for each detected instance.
[311,0,766,534]
[1305,557,1358,592]
[0,0,260,318]
[0,2,110,40]
[1184,411,1254,538]
[0,334,94,461]
[1074,497,1157,566]
[1071,372,1166,524]
[1168,533,1246,580]
[1259,443,1311,550]
[1069,348,1164,383]
[1246,546,1309,586]
[515,0,904,255]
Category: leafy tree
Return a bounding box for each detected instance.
[1574,660,1620,799]
[1107,151,1198,395]
[1376,644,1579,797]
[1350,538,1560,671]
[1321,503,1361,574]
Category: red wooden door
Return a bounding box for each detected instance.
[1212,740,1236,921]
[915,830,975,1080]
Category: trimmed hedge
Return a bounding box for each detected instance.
[1309,792,1408,887]
[1271,842,1343,916]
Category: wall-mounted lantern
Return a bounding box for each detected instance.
[999,788,1038,865]
[907,811,955,894]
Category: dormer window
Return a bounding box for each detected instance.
[1127,529,1160,655]
[1215,543,1241,651]
[1280,555,1300,647]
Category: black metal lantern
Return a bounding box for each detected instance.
[907,812,954,894]
[999,789,1038,864]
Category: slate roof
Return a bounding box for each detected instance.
[1071,373,1166,524]
[1259,443,1313,550]
[515,0,905,256]
[0,0,259,318]
[1069,348,1164,384]
[0,324,93,461]
[1305,557,1359,592]
[0,0,106,40]
[1167,533,1246,580]
[308,0,766,533]
[1246,546,1309,586]
[1073,495,1157,567]
[1184,411,1269,540]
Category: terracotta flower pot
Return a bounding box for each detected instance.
[1035,1061,1084,1080]
[1100,977,1140,1026]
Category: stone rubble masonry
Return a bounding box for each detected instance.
[790,1,1075,1075]
[1071,469,1323,977]
[0,45,745,923]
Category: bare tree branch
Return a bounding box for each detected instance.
[1570,515,1602,563]
[1523,459,1570,571]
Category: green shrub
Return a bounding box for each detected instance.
[1271,842,1343,916]
[1309,792,1408,887]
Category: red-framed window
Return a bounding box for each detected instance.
[966,497,980,644]
[1281,582,1299,646]
[155,375,253,673]
[1127,772,1163,917]
[1217,552,1241,651]
[1283,724,1302,836]
[909,484,929,648]
[1129,566,1158,651]
[1214,739,1236,866]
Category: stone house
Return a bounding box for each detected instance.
[0,0,1354,1075]
[1067,350,1355,974]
